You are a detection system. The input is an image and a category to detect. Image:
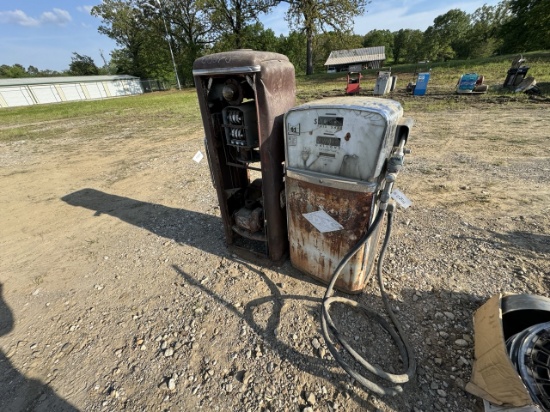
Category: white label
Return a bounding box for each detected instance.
[303,210,344,233]
[391,188,412,209]
[192,151,204,163]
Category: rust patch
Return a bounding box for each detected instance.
[286,177,378,293]
[344,132,351,141]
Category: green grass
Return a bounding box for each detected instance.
[1,51,549,143]
[0,90,201,142]
[0,90,200,126]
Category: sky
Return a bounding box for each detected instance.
[0,0,502,72]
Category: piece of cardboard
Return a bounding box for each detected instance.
[483,399,542,411]
[466,294,535,407]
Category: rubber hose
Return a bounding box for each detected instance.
[321,207,416,396]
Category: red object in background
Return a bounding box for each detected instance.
[346,72,362,95]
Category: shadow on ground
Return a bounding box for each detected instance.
[0,284,79,411]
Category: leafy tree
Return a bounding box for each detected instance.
[276,31,307,73]
[211,22,280,52]
[27,65,40,76]
[499,0,550,52]
[362,29,394,61]
[393,29,423,63]
[69,53,100,75]
[422,9,471,61]
[136,0,216,85]
[0,64,28,78]
[459,4,510,58]
[201,0,274,49]
[92,0,154,78]
[281,0,370,75]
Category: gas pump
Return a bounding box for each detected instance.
[193,51,296,262]
[284,96,411,293]
[284,96,415,394]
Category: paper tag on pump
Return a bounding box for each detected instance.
[192,151,204,163]
[391,189,412,209]
[303,210,344,233]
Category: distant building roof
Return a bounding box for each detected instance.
[324,46,386,66]
[0,75,139,87]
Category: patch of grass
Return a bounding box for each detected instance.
[1,52,549,142]
[1,125,69,141]
[0,90,202,143]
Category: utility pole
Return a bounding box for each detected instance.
[156,0,181,90]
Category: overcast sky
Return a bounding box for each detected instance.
[0,0,501,72]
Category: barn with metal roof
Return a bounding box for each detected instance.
[324,46,386,72]
[0,75,143,108]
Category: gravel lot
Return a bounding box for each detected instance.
[0,93,549,411]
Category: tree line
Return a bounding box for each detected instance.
[1,0,548,83]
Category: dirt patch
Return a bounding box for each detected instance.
[0,98,549,411]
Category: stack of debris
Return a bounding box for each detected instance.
[504,55,539,94]
[457,73,488,94]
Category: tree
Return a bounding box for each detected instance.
[460,4,509,58]
[202,0,274,49]
[69,53,100,75]
[362,29,394,61]
[211,22,279,52]
[402,30,424,63]
[92,0,167,78]
[276,31,307,73]
[159,0,216,84]
[0,64,28,78]
[282,0,370,75]
[393,29,424,63]
[27,65,39,76]
[422,9,471,61]
[499,0,550,52]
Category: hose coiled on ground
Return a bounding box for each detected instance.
[321,203,416,396]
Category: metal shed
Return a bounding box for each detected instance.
[324,46,386,73]
[0,75,143,108]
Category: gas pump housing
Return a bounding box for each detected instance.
[193,51,296,263]
[284,96,411,293]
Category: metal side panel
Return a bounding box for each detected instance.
[30,85,62,104]
[59,83,86,101]
[0,86,35,107]
[286,174,379,293]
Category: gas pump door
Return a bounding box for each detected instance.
[284,97,409,293]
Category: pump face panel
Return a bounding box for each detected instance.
[286,108,387,182]
[284,97,404,293]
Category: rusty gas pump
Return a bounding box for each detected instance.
[193,51,296,263]
[284,96,416,395]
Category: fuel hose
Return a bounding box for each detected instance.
[321,203,416,396]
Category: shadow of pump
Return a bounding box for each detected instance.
[0,284,79,411]
[61,188,223,253]
[61,188,490,409]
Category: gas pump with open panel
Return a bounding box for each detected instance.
[193,51,295,263]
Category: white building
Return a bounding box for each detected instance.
[0,75,143,108]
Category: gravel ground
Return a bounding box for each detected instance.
[0,96,549,411]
